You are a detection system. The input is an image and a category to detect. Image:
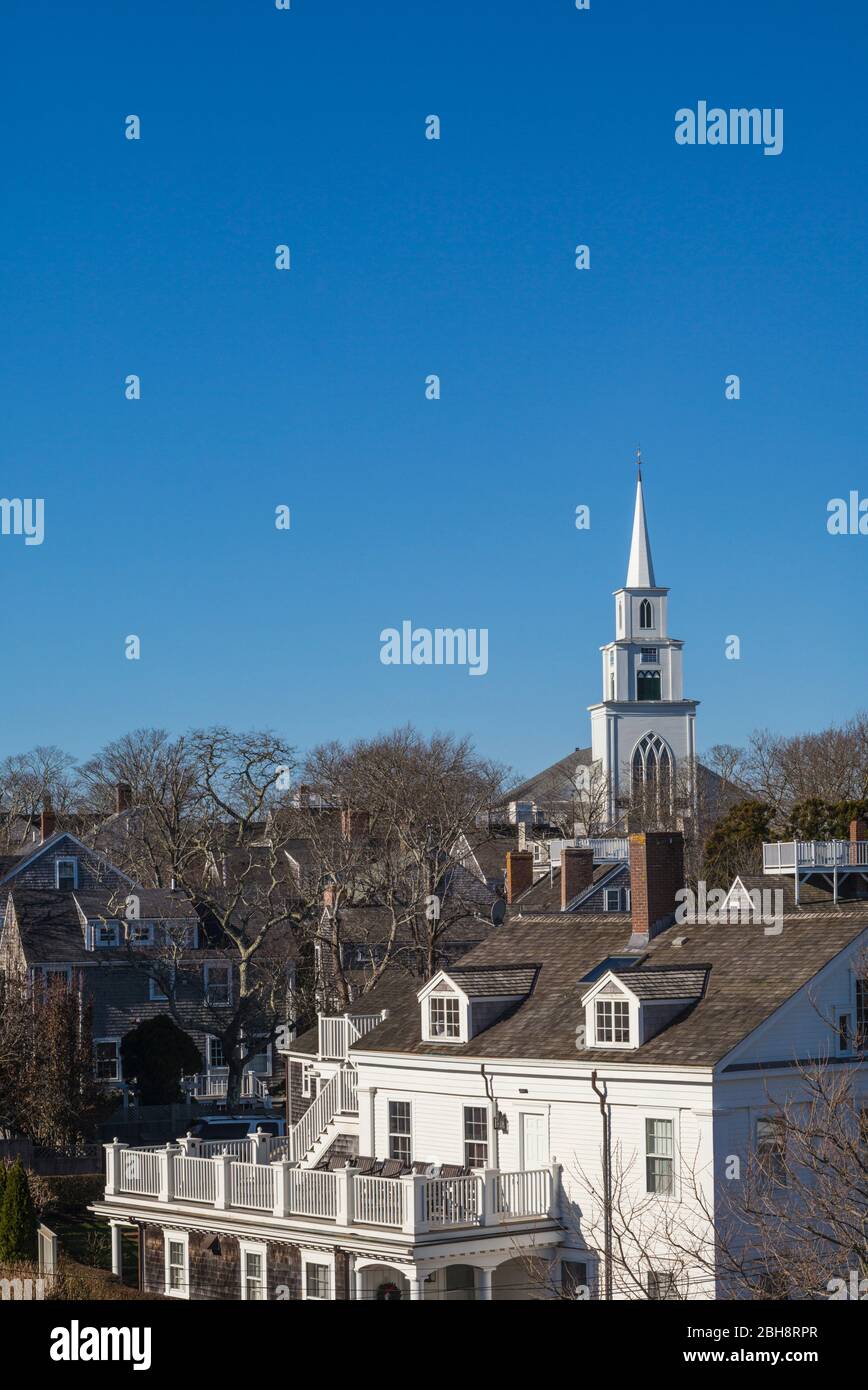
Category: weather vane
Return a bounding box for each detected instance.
[635,446,643,478]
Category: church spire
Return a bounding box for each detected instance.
[626,452,656,588]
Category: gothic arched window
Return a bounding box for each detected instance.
[639,599,653,629]
[631,734,675,808]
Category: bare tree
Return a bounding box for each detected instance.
[301,727,507,1007]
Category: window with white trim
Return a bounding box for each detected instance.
[388,1100,412,1163]
[429,994,460,1039]
[603,887,630,912]
[301,1250,335,1301]
[857,977,867,1045]
[204,963,231,1006]
[55,857,78,891]
[164,1231,189,1298]
[94,1038,121,1082]
[595,997,630,1044]
[207,1036,226,1070]
[463,1106,488,1168]
[756,1116,787,1185]
[94,920,120,948]
[639,599,654,630]
[128,920,153,946]
[240,1241,267,1301]
[640,647,659,663]
[645,1118,674,1194]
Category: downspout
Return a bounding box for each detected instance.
[590,1069,612,1301]
[480,1065,499,1170]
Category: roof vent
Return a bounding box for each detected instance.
[672,935,688,948]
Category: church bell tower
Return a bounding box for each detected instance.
[588,456,698,827]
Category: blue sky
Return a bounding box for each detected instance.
[2,0,865,782]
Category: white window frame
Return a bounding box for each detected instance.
[429,994,461,1040]
[39,963,72,987]
[300,1062,315,1098]
[644,1115,676,1196]
[204,962,232,1006]
[595,997,631,1045]
[301,1248,335,1301]
[207,1035,227,1071]
[387,1098,413,1164]
[163,1230,190,1299]
[94,919,120,948]
[755,1114,788,1186]
[55,857,78,890]
[93,1037,121,1082]
[128,920,154,946]
[239,1239,268,1301]
[463,1104,489,1169]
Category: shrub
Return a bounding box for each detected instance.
[0,1159,38,1262]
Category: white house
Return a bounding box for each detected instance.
[91,830,868,1300]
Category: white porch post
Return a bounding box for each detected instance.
[109,1221,123,1277]
[104,1139,124,1196]
[352,1257,364,1302]
[408,1275,424,1300]
[214,1152,232,1210]
[158,1145,176,1203]
[477,1266,494,1301]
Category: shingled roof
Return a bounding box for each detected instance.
[443,964,539,997]
[349,913,868,1067]
[611,966,708,1000]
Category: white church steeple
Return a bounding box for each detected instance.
[626,460,656,588]
[587,455,698,827]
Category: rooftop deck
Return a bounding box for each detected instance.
[763,840,868,871]
[101,1140,561,1240]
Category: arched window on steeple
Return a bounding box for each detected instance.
[631,734,675,812]
[639,599,653,630]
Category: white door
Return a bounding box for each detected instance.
[521,1112,547,1169]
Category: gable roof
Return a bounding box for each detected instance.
[0,831,134,888]
[350,914,868,1066]
[442,964,539,998]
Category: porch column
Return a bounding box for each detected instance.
[476,1266,494,1301]
[408,1276,424,1300]
[109,1221,123,1277]
[352,1258,364,1302]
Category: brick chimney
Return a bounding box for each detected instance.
[628,831,684,946]
[561,846,594,911]
[341,809,370,841]
[116,782,132,814]
[849,817,868,865]
[40,795,56,843]
[506,850,534,904]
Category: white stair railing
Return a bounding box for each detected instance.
[288,1065,358,1163]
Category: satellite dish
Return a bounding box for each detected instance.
[491,898,507,927]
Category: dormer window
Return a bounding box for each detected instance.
[56,857,78,891]
[94,920,120,948]
[595,998,630,1043]
[430,994,460,1039]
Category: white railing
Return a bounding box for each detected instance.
[494,1167,551,1218]
[354,1174,405,1228]
[548,837,628,867]
[192,1138,255,1161]
[317,1013,384,1061]
[119,1149,163,1197]
[290,1070,340,1162]
[185,1070,271,1101]
[288,1065,358,1162]
[286,1167,338,1218]
[574,837,629,862]
[174,1154,217,1204]
[422,1176,480,1228]
[105,1144,560,1236]
[763,840,868,871]
[230,1161,275,1211]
